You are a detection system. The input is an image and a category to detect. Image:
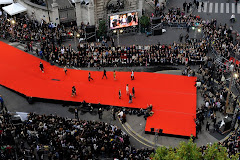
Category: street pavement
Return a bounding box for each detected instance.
[63,27,203,50]
[167,0,240,33]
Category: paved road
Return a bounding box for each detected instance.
[166,0,240,33]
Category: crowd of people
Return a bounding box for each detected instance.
[1,109,239,159]
[0,11,207,69]
[0,15,85,50]
[153,6,202,25]
[181,18,240,139]
[0,112,154,159]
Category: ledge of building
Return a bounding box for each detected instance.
[22,0,50,11]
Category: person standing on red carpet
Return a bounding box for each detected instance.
[64,66,67,75]
[102,69,107,79]
[132,87,135,98]
[129,93,132,103]
[126,84,129,95]
[88,72,93,81]
[113,70,116,80]
[131,70,134,80]
[119,89,121,99]
[39,62,44,73]
[72,86,76,97]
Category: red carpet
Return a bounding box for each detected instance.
[0,41,196,137]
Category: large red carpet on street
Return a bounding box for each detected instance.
[0,41,196,137]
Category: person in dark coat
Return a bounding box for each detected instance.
[102,69,107,79]
[183,1,187,11]
[129,93,132,103]
[98,107,103,119]
[88,72,93,81]
[132,87,135,98]
[72,86,76,97]
[39,62,44,73]
[206,121,210,131]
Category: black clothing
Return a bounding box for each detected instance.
[206,122,210,131]
[98,108,103,119]
[88,72,93,81]
[75,108,78,119]
[102,69,107,79]
[39,63,44,71]
[72,87,76,95]
[132,87,135,97]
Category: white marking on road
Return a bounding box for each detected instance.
[204,2,208,12]
[226,3,229,13]
[232,3,235,13]
[220,3,224,13]
[198,5,201,12]
[209,3,213,13]
[238,3,240,14]
[215,3,218,13]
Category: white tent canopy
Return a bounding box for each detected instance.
[0,0,13,5]
[2,3,27,16]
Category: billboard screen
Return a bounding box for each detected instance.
[110,12,138,29]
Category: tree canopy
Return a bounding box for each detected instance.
[150,138,239,160]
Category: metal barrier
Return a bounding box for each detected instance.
[153,21,201,29]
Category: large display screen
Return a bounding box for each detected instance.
[110,12,138,29]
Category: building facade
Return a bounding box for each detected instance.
[16,0,160,27]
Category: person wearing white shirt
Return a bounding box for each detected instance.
[126,84,129,95]
[131,70,134,80]
[205,101,209,108]
[230,14,235,23]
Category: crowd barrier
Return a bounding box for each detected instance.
[153,21,202,29]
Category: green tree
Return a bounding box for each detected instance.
[151,146,169,160]
[139,15,150,29]
[230,153,239,160]
[97,20,107,38]
[175,138,202,160]
[151,139,238,160]
[204,143,230,160]
[151,147,178,160]
[151,138,238,160]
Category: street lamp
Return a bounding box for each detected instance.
[11,20,15,24]
[74,32,81,48]
[9,19,15,37]
[234,73,239,78]
[113,29,124,46]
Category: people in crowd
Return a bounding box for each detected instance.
[0,112,154,159]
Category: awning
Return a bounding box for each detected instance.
[2,3,27,16]
[0,0,13,5]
